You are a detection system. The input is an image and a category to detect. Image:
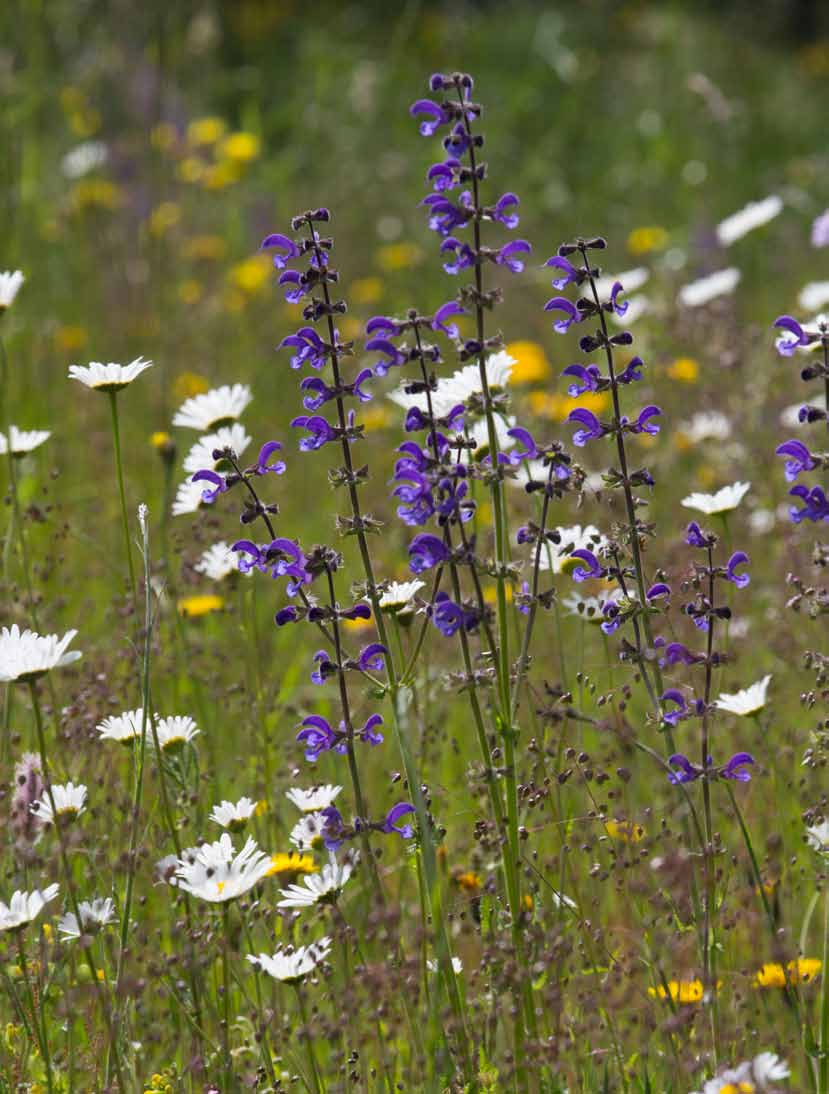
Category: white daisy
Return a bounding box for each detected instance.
[172,384,252,431]
[0,427,51,457]
[68,357,153,392]
[154,715,200,752]
[691,1051,789,1093]
[285,786,343,814]
[681,481,750,515]
[57,897,116,940]
[536,524,610,575]
[560,592,614,623]
[387,350,514,417]
[209,797,257,831]
[593,267,650,299]
[806,820,829,854]
[749,509,776,535]
[174,834,272,903]
[0,625,81,683]
[798,281,829,313]
[375,580,425,615]
[31,782,87,823]
[97,708,146,743]
[277,859,354,909]
[194,542,246,582]
[61,140,108,179]
[426,956,463,975]
[678,411,732,444]
[0,884,59,932]
[716,195,783,246]
[182,425,252,475]
[172,478,208,517]
[247,937,332,983]
[467,414,516,462]
[0,271,25,310]
[715,674,771,716]
[677,268,741,308]
[289,813,327,851]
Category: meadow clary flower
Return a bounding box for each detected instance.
[0,625,81,683]
[210,797,257,831]
[57,897,116,941]
[97,708,145,743]
[681,481,750,515]
[68,357,153,392]
[154,716,200,752]
[0,427,51,457]
[536,525,609,574]
[195,542,249,582]
[677,268,740,308]
[690,1051,789,1093]
[248,937,332,983]
[171,478,208,517]
[376,580,425,614]
[172,384,252,431]
[31,782,88,823]
[0,884,59,932]
[0,270,25,310]
[182,425,252,474]
[715,674,771,716]
[286,785,343,813]
[175,834,272,903]
[715,195,783,246]
[277,858,354,909]
[806,820,829,854]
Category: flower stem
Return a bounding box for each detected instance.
[295,983,322,1094]
[107,391,137,605]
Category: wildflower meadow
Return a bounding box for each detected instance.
[5,2,829,1091]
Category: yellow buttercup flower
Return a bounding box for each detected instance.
[177,595,224,618]
[627,226,668,255]
[148,202,181,238]
[187,116,227,147]
[54,325,88,353]
[267,852,317,879]
[219,132,261,163]
[173,372,209,400]
[604,819,645,843]
[482,583,513,606]
[69,180,123,213]
[202,162,242,190]
[351,276,383,305]
[505,341,551,385]
[229,255,271,295]
[648,979,708,1003]
[178,280,203,306]
[667,357,699,383]
[755,958,821,988]
[376,242,423,272]
[529,390,610,422]
[183,235,227,262]
[454,871,482,895]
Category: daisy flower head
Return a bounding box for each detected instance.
[57,897,116,941]
[0,625,81,683]
[31,782,88,824]
[154,715,200,753]
[0,270,24,311]
[0,884,60,932]
[806,820,829,854]
[681,481,750,516]
[172,478,208,517]
[182,424,252,475]
[678,411,732,445]
[285,785,343,813]
[174,834,272,903]
[68,357,153,392]
[715,675,771,717]
[97,708,146,744]
[172,383,252,431]
[277,857,354,909]
[0,427,51,457]
[209,796,257,832]
[289,813,327,852]
[677,268,741,309]
[691,1051,789,1093]
[195,542,249,582]
[248,936,331,983]
[716,195,783,246]
[376,581,425,617]
[467,414,516,463]
[537,525,610,575]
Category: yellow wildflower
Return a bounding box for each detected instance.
[150,432,175,461]
[755,958,821,988]
[604,819,645,843]
[648,979,706,1003]
[178,280,203,306]
[255,799,268,817]
[176,157,205,184]
[454,870,482,895]
[219,132,261,163]
[202,162,242,190]
[351,276,383,305]
[483,583,513,606]
[54,325,88,353]
[177,595,223,618]
[666,357,699,383]
[529,390,610,422]
[267,852,317,879]
[627,226,668,255]
[505,341,551,385]
[187,116,227,147]
[69,180,123,213]
[173,372,209,400]
[148,202,181,238]
[361,407,392,432]
[183,235,226,262]
[376,242,423,272]
[229,255,271,295]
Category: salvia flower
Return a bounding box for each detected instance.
[57,898,116,942]
[0,884,60,932]
[409,533,451,574]
[773,314,814,357]
[660,689,690,727]
[667,752,755,784]
[174,834,272,903]
[172,384,252,431]
[0,625,81,683]
[569,549,607,583]
[278,326,329,371]
[725,550,751,588]
[248,937,332,983]
[31,782,87,823]
[191,468,228,505]
[68,357,153,392]
[210,797,258,831]
[567,408,607,447]
[545,296,582,334]
[775,439,818,481]
[381,803,416,839]
[789,483,829,523]
[261,232,301,268]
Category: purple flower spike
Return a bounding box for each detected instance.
[664,642,704,666]
[255,441,286,476]
[632,405,662,436]
[381,802,416,839]
[278,270,306,304]
[410,98,450,137]
[617,356,644,385]
[725,551,750,589]
[661,690,689,727]
[365,315,403,338]
[570,549,605,582]
[773,315,809,357]
[291,414,338,451]
[191,469,227,504]
[366,338,408,376]
[567,407,606,447]
[789,484,829,523]
[440,236,476,274]
[261,232,300,269]
[609,281,628,317]
[432,300,466,339]
[278,327,328,371]
[275,606,299,626]
[296,715,337,762]
[492,192,520,229]
[358,643,387,673]
[360,714,384,747]
[646,583,671,601]
[428,159,461,192]
[341,604,371,623]
[506,426,539,463]
[310,650,337,686]
[409,533,450,574]
[721,752,755,782]
[545,296,582,334]
[562,363,602,397]
[545,255,580,290]
[776,439,818,482]
[686,521,708,548]
[432,592,465,637]
[667,753,703,784]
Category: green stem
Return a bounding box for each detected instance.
[222,903,232,1088]
[820,882,829,1094]
[107,391,137,604]
[17,932,53,1094]
[295,984,322,1094]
